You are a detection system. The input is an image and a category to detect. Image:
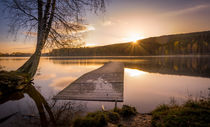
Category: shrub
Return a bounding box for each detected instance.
[73,117,96,127]
[151,99,210,127]
[73,105,138,127]
[95,112,107,127]
[113,107,121,114]
[119,105,137,118]
[73,111,107,127]
[151,104,170,113]
[117,123,124,127]
[105,111,120,124]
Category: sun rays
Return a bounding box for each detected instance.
[122,33,145,43]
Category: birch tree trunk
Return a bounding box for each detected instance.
[8,0,104,79]
[17,0,56,78]
[17,41,44,78]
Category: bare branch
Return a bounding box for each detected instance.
[13,0,38,21]
[1,0,106,48]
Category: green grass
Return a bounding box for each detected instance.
[104,111,120,124]
[72,105,137,127]
[72,99,210,127]
[151,99,210,127]
[114,105,137,118]
[73,111,107,127]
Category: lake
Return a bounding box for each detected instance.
[0,56,210,125]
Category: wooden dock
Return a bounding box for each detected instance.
[53,62,124,102]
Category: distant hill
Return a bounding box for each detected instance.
[49,31,210,56]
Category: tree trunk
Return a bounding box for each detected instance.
[17,0,56,79]
[17,41,43,78]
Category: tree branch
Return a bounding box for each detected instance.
[13,0,38,21]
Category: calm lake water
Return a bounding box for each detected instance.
[0,56,210,125]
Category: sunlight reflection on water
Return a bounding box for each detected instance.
[125,68,147,77]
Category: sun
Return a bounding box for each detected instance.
[123,33,145,43]
[129,34,145,43]
[85,43,96,47]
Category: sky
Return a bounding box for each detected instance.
[0,0,210,53]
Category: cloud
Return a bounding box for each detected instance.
[69,23,95,32]
[162,4,210,17]
[80,24,95,32]
[53,23,95,35]
[102,20,113,26]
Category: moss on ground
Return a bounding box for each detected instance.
[151,99,210,127]
[0,71,31,96]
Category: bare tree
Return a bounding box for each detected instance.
[1,0,105,78]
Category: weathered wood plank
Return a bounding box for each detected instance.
[53,62,124,102]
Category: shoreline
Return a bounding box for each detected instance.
[1,54,210,59]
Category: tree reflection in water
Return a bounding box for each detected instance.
[0,84,56,127]
[50,56,210,78]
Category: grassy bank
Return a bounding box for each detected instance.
[71,98,210,127]
[151,98,210,127]
[72,105,138,127]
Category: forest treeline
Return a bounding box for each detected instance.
[49,31,210,56]
[0,52,32,57]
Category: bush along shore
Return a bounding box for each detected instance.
[71,98,210,127]
[151,98,210,127]
[72,105,151,127]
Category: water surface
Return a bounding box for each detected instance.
[0,56,210,125]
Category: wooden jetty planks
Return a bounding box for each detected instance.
[54,62,124,102]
